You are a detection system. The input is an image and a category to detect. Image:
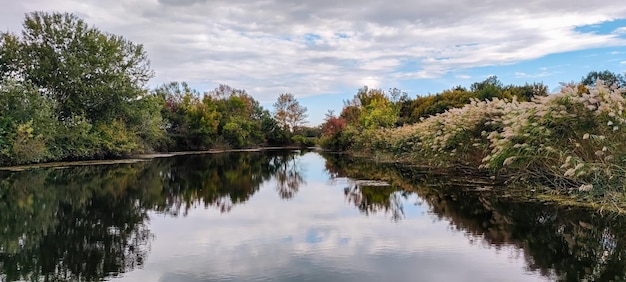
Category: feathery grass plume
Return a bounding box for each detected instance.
[483,80,626,190]
[353,79,626,194]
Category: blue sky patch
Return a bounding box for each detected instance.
[304,33,322,43]
[574,18,626,36]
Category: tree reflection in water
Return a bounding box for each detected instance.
[4,151,626,281]
[343,185,407,222]
[0,150,302,282]
[0,166,151,282]
[322,152,626,281]
[272,151,305,199]
[326,153,408,222]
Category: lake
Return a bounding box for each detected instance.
[1,150,625,281]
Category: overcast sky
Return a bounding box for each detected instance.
[2,0,626,124]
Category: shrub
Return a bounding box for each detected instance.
[343,80,626,194]
[11,121,47,164]
[96,120,140,157]
[291,135,316,147]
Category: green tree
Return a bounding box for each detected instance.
[359,95,397,129]
[153,83,285,150]
[351,87,398,129]
[258,110,286,145]
[1,12,164,162]
[207,85,274,148]
[581,70,626,88]
[0,79,57,165]
[471,76,504,100]
[273,93,308,132]
[0,12,153,122]
[502,82,548,101]
[153,82,222,150]
[0,32,21,81]
[403,87,473,122]
[153,81,197,149]
[216,90,261,147]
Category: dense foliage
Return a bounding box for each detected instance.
[153,82,290,150]
[0,12,314,166]
[320,76,549,151]
[320,76,626,200]
[0,12,165,165]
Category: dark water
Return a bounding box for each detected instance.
[1,150,625,282]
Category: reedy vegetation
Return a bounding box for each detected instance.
[321,81,626,201]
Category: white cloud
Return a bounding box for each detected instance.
[1,0,626,103]
[515,71,554,78]
[614,27,626,34]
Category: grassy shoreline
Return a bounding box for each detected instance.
[335,149,626,213]
[3,143,623,212]
[320,82,626,212]
[0,146,313,171]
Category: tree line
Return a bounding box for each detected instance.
[0,12,312,166]
[319,77,550,150]
[2,12,625,166]
[319,71,626,150]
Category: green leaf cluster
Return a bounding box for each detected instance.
[154,83,290,150]
[0,12,163,165]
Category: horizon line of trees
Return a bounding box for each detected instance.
[319,71,626,150]
[0,12,317,166]
[2,11,625,166]
[316,70,626,205]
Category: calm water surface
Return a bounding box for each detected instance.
[1,150,625,281]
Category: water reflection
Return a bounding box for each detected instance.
[323,153,626,281]
[343,185,407,222]
[272,152,305,200]
[0,150,304,281]
[1,151,626,281]
[0,166,151,282]
[146,152,284,215]
[327,156,409,222]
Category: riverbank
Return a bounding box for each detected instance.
[320,82,626,211]
[0,146,317,172]
[329,150,626,213]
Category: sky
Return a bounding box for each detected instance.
[1,1,626,125]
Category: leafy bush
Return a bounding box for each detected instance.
[291,135,316,147]
[320,126,357,151]
[11,121,47,164]
[49,115,100,160]
[0,79,58,165]
[96,120,140,157]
